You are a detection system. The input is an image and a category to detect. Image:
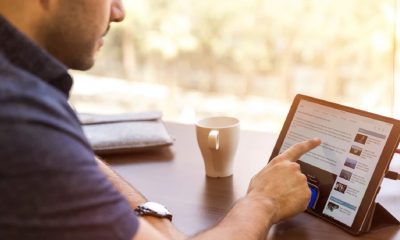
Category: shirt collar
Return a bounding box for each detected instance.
[0,15,73,97]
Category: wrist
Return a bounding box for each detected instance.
[201,195,278,239]
[245,193,279,224]
[141,215,186,240]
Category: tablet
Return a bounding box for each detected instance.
[269,94,400,235]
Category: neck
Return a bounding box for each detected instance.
[0,1,46,49]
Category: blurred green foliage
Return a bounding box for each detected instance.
[89,0,395,108]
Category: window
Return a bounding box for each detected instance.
[70,0,397,132]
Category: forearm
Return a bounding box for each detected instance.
[95,157,186,240]
[96,157,277,240]
[96,157,147,208]
[190,196,276,240]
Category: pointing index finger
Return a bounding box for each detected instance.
[278,138,321,162]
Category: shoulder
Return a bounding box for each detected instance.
[0,54,58,97]
[0,53,81,138]
[0,54,89,173]
[0,55,139,240]
[0,52,91,168]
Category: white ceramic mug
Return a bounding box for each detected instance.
[196,116,240,177]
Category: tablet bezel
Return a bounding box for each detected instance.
[269,94,400,235]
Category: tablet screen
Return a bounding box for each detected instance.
[278,99,393,227]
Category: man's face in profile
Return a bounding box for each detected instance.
[41,0,125,70]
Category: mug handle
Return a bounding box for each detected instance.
[208,130,220,150]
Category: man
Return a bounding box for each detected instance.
[0,0,320,239]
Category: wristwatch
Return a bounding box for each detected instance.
[134,202,173,221]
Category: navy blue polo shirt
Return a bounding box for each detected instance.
[0,15,139,239]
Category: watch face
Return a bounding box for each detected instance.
[144,202,171,215]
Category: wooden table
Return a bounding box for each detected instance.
[105,122,400,240]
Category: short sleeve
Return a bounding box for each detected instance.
[0,104,139,240]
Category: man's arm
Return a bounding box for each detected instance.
[96,156,272,240]
[133,196,275,240]
[98,138,320,240]
[96,158,187,240]
[188,138,321,239]
[95,158,147,209]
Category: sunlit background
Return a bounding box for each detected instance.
[70,0,400,133]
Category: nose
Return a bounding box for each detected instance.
[110,0,125,22]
